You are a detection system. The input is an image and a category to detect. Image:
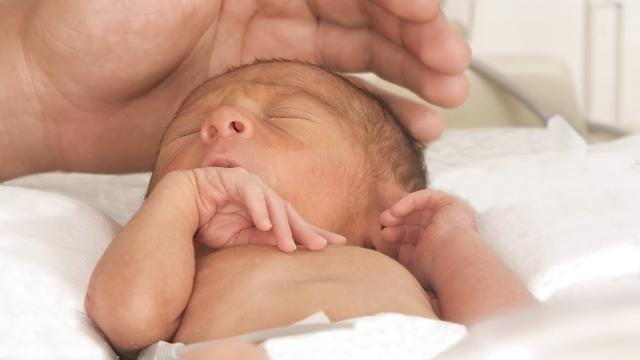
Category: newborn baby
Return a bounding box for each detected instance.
[86,60,532,359]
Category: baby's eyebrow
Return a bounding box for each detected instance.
[275,84,341,118]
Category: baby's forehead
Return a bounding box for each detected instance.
[226,62,342,93]
[189,62,356,111]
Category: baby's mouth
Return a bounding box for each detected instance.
[203,154,244,169]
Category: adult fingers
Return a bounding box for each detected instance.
[382,90,445,143]
[308,0,440,27]
[318,24,469,108]
[372,0,441,22]
[346,75,444,143]
[364,2,471,75]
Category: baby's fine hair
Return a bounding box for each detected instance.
[318,65,428,192]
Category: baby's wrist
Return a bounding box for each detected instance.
[429,226,480,249]
[421,228,483,285]
[145,171,200,234]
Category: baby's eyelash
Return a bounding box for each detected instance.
[266,113,314,123]
[263,111,294,119]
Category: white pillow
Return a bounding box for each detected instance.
[426,116,587,178]
[0,186,119,359]
[5,172,150,226]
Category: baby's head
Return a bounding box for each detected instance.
[150,60,426,249]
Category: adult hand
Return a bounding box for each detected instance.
[379,189,478,288]
[183,167,346,252]
[3,0,469,179]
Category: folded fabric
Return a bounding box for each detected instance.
[263,313,467,360]
[430,133,640,300]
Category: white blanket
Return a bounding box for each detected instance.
[0,187,119,359]
[430,131,640,300]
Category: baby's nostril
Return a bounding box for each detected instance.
[231,121,244,133]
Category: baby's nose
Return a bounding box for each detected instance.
[200,106,255,143]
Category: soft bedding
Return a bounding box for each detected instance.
[2,119,640,359]
[0,187,118,359]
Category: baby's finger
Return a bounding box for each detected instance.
[311,225,347,245]
[238,183,272,231]
[381,226,405,243]
[286,204,327,251]
[388,189,452,218]
[381,225,420,245]
[380,208,404,227]
[265,195,296,252]
[388,191,432,218]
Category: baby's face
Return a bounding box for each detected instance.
[151,64,373,242]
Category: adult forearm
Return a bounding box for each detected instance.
[425,231,534,325]
[85,173,198,354]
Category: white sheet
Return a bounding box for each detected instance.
[0,187,118,359]
[263,313,467,360]
[430,129,640,300]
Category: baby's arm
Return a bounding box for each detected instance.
[381,190,534,325]
[422,227,533,324]
[86,168,345,358]
[85,171,199,358]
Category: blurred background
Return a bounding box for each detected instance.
[441,0,639,141]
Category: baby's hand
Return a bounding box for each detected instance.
[184,167,345,252]
[379,189,477,287]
